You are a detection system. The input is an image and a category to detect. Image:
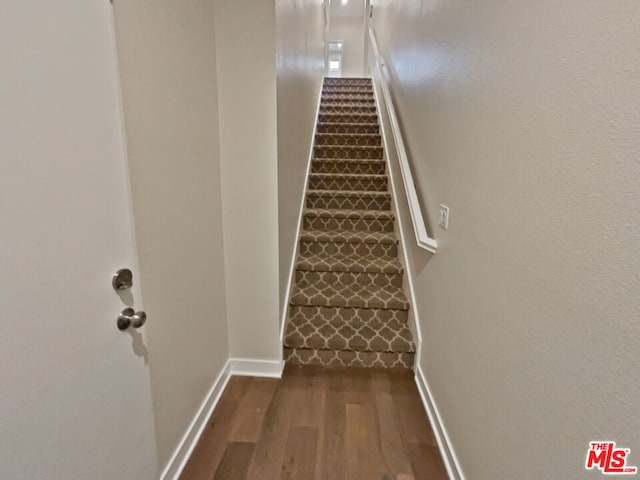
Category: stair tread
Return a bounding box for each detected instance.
[284,313,415,353]
[321,100,375,105]
[310,172,386,178]
[313,157,383,163]
[322,88,373,92]
[316,132,380,136]
[320,107,377,115]
[296,250,402,274]
[307,189,390,197]
[300,229,398,245]
[315,145,382,150]
[303,208,394,220]
[319,111,376,115]
[324,77,371,80]
[317,122,378,127]
[320,99,375,103]
[291,281,409,310]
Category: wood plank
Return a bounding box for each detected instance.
[387,369,418,395]
[376,391,413,476]
[391,391,435,446]
[213,442,256,480]
[245,370,298,480]
[288,365,326,428]
[314,368,346,480]
[228,377,278,442]
[342,367,372,406]
[396,474,415,480]
[180,376,251,480]
[345,403,389,479]
[406,443,448,480]
[280,426,318,480]
[370,368,393,394]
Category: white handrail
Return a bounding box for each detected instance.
[368,28,437,253]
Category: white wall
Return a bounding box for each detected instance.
[276,0,326,323]
[329,16,366,77]
[372,1,640,479]
[112,0,229,468]
[214,0,281,361]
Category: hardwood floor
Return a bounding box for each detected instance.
[180,365,447,480]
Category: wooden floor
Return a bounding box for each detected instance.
[180,365,447,480]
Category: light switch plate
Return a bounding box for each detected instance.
[439,204,450,230]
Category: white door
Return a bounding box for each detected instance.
[0,2,158,479]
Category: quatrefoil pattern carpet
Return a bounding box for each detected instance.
[284,77,415,369]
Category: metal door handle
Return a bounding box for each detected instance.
[117,308,147,331]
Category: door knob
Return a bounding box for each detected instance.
[117,308,147,331]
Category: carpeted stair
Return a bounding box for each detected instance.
[283,77,415,369]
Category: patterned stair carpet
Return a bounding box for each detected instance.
[283,77,415,369]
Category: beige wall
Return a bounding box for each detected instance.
[112,0,229,468]
[214,0,281,360]
[276,0,326,321]
[329,16,366,77]
[371,1,640,479]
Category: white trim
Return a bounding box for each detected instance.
[368,28,437,253]
[228,358,284,378]
[160,360,232,480]
[160,357,284,480]
[415,366,466,480]
[279,79,325,344]
[370,60,423,368]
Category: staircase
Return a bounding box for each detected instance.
[283,77,415,369]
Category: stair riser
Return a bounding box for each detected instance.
[322,91,374,98]
[322,97,375,104]
[284,335,414,353]
[303,215,394,233]
[284,315,415,352]
[321,97,375,105]
[309,176,387,191]
[318,113,377,124]
[316,124,380,135]
[299,240,398,258]
[295,270,403,289]
[323,78,371,86]
[289,305,409,327]
[311,160,385,175]
[284,347,414,369]
[300,240,398,258]
[322,86,373,96]
[306,192,390,209]
[314,135,381,147]
[320,105,377,114]
[314,146,382,160]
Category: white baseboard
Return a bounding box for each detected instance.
[229,357,284,378]
[160,357,284,480]
[160,359,232,480]
[414,366,466,480]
